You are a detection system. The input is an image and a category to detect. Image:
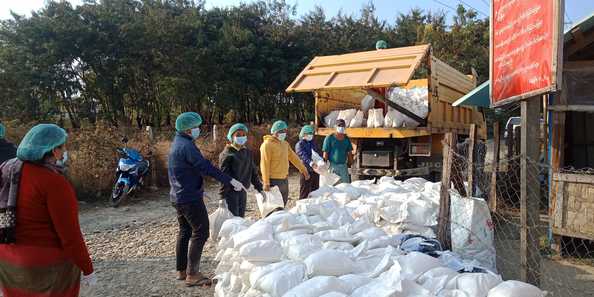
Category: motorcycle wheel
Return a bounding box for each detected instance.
[110,183,130,208]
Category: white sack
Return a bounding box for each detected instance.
[304,249,355,276]
[219,217,249,239]
[355,227,387,242]
[337,109,357,127]
[282,234,323,261]
[417,266,459,294]
[281,276,349,297]
[361,95,375,112]
[451,194,497,271]
[324,111,340,128]
[256,187,285,218]
[338,274,373,294]
[319,293,347,297]
[487,280,547,297]
[209,200,235,240]
[233,221,273,248]
[398,251,443,280]
[350,110,365,128]
[323,241,354,251]
[315,229,357,243]
[447,272,503,297]
[239,240,283,262]
[251,261,306,297]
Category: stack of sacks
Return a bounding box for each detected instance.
[385,87,429,128]
[213,177,547,297]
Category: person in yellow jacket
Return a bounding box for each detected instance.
[260,120,309,205]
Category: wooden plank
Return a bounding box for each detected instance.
[520,97,542,286]
[490,122,500,211]
[553,180,565,228]
[553,173,594,184]
[438,132,455,249]
[548,105,594,112]
[467,124,477,197]
[552,227,594,242]
[506,122,514,159]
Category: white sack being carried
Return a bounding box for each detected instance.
[350,110,365,128]
[250,261,307,297]
[337,109,357,126]
[304,249,355,276]
[487,280,548,297]
[209,200,235,240]
[324,111,340,128]
[239,240,283,262]
[256,187,285,218]
[233,221,273,248]
[387,86,429,128]
[450,194,496,271]
[281,276,349,297]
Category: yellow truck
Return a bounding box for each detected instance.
[286,44,487,180]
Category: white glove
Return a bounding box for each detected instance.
[81,272,98,287]
[230,179,245,192]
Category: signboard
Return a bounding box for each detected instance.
[490,0,564,107]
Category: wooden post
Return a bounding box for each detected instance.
[489,122,501,211]
[507,122,514,160]
[520,97,542,286]
[467,124,477,197]
[438,132,456,249]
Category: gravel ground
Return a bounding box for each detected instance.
[79,175,301,297]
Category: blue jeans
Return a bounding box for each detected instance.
[330,163,350,184]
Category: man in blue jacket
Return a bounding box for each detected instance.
[0,123,16,164]
[168,112,243,287]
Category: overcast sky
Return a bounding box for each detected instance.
[1,0,593,30]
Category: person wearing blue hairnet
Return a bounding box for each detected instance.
[0,123,16,164]
[168,112,244,287]
[218,123,263,217]
[295,125,321,199]
[0,124,96,297]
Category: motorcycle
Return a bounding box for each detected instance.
[111,138,150,207]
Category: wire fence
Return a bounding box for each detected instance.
[441,135,594,296]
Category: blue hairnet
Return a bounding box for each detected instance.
[0,123,5,139]
[175,112,203,132]
[299,125,315,138]
[376,40,388,50]
[227,123,248,141]
[17,124,67,161]
[271,120,288,134]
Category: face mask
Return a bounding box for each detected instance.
[337,127,346,134]
[304,135,314,141]
[277,133,287,141]
[191,128,201,139]
[56,151,68,167]
[234,136,248,146]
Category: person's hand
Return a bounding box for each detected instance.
[81,272,98,287]
[230,179,245,192]
[263,184,270,192]
[304,171,311,180]
[312,163,318,170]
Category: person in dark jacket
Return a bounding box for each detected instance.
[219,123,263,217]
[0,123,16,164]
[168,112,244,287]
[295,125,321,199]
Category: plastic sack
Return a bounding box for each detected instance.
[450,194,496,271]
[256,186,285,218]
[367,108,384,128]
[487,280,547,297]
[282,234,323,261]
[233,221,274,248]
[361,95,375,112]
[323,241,354,251]
[337,109,357,127]
[250,261,306,297]
[350,110,365,128]
[304,249,355,276]
[338,274,373,294]
[281,276,349,297]
[324,111,340,128]
[418,267,459,294]
[319,293,347,297]
[209,200,235,240]
[384,109,398,128]
[398,251,443,280]
[387,86,429,128]
[219,217,249,239]
[447,272,503,297]
[239,240,283,262]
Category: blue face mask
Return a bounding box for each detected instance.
[234,136,248,146]
[191,128,201,139]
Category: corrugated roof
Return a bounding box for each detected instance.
[286,44,430,92]
[452,80,490,108]
[564,12,594,43]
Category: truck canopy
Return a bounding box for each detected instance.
[286,44,430,92]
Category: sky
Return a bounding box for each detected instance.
[1,0,593,30]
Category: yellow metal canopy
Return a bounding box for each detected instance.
[286,44,430,92]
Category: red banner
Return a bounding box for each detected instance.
[491,0,559,106]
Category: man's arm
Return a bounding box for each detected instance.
[187,145,232,185]
[322,135,331,161]
[260,142,271,189]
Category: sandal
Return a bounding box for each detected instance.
[185,275,212,287]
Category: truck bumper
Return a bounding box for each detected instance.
[349,166,431,177]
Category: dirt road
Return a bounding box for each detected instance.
[79,175,300,297]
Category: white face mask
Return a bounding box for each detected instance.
[336,127,346,134]
[56,151,68,167]
[234,136,248,146]
[191,127,201,139]
[277,133,287,141]
[304,135,314,141]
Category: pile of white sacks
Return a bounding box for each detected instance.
[213,177,547,297]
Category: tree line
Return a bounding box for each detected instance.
[0,0,489,129]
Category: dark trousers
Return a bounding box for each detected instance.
[174,200,209,275]
[270,179,289,206]
[224,190,247,217]
[299,171,319,200]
